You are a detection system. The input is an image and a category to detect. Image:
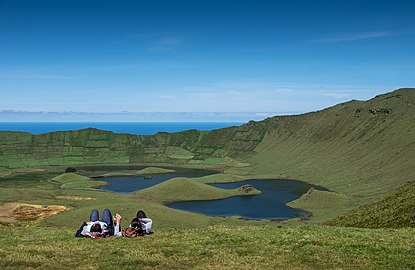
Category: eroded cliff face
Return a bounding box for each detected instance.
[0,121,269,168]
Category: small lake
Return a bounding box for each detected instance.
[167,179,323,220]
[99,168,216,194]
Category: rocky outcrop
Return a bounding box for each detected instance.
[238,184,256,193]
[368,108,391,115]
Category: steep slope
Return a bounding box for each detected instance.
[325,180,415,228]
[234,88,415,200]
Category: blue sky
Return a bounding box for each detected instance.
[0,0,414,121]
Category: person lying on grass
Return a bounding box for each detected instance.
[133,210,153,235]
[75,208,122,238]
[121,210,153,237]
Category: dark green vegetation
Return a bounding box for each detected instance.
[0,225,414,270]
[327,180,415,228]
[0,88,414,269]
[64,167,77,173]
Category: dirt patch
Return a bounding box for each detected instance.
[0,203,69,222]
[56,196,95,201]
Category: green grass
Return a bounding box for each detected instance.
[0,225,413,270]
[51,173,91,184]
[50,173,106,190]
[199,157,225,164]
[60,180,107,189]
[100,172,135,177]
[327,180,415,228]
[165,146,194,159]
[195,173,248,184]
[135,177,261,203]
[288,188,356,223]
[135,167,176,174]
[0,167,12,178]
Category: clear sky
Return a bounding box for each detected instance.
[0,0,414,121]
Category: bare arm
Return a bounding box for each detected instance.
[113,213,123,237]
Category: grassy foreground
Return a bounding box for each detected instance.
[1,167,413,269]
[0,225,413,270]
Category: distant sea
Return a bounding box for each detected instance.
[0,122,243,135]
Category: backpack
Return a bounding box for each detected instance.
[122,227,143,238]
[130,217,145,235]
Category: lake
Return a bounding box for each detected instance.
[167,179,319,220]
[99,168,217,194]
[100,170,322,220]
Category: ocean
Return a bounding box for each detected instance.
[0,122,243,135]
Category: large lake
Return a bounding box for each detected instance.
[100,170,323,220]
[167,179,320,220]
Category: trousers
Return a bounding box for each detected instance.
[90,208,113,227]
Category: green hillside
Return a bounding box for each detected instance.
[234,88,415,202]
[326,180,415,228]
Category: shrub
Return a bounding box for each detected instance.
[65,167,77,173]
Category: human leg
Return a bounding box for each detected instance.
[101,208,114,227]
[140,218,152,233]
[90,209,99,222]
